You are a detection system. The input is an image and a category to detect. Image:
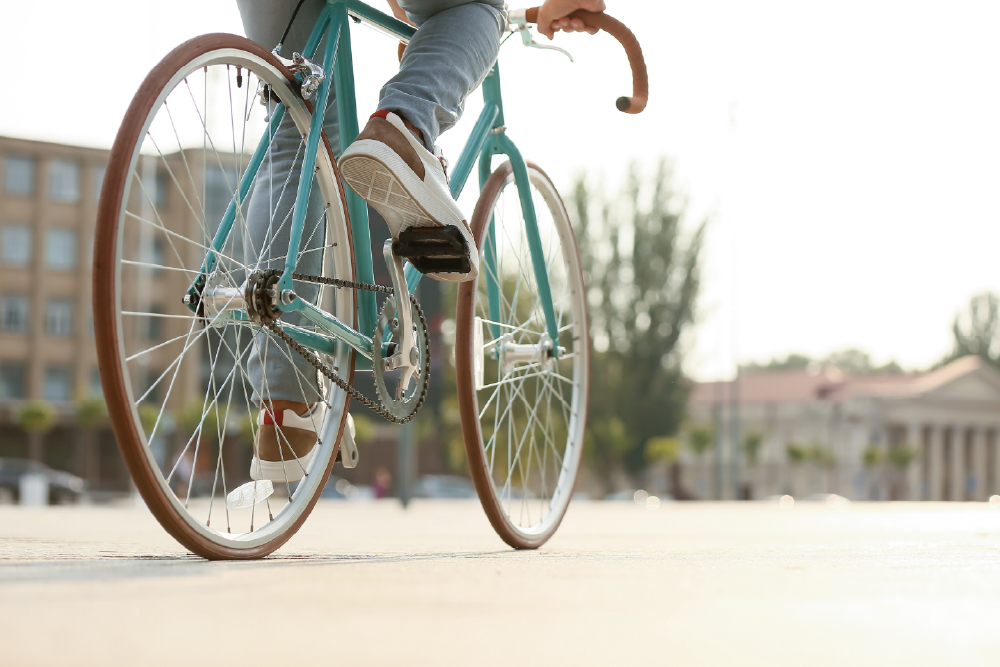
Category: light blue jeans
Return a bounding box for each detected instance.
[236,0,505,404]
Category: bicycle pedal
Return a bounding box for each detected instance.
[392,227,471,275]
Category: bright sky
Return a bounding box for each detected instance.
[3,0,999,381]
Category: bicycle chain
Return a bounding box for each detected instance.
[256,272,430,424]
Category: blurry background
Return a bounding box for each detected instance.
[1,0,999,505]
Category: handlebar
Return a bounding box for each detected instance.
[523,7,648,114]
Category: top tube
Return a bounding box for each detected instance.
[344,0,417,43]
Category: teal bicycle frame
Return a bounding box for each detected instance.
[188,0,560,372]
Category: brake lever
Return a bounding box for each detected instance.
[508,10,574,62]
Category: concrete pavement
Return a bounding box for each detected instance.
[2,499,1000,665]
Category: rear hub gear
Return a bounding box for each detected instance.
[244,270,283,323]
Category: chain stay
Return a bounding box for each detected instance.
[256,273,429,424]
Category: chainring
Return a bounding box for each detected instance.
[372,295,431,421]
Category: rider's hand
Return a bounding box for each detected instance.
[536,0,607,40]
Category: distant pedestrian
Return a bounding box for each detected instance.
[373,467,393,499]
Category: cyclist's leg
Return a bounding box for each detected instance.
[239,0,342,467]
[339,1,505,282]
[381,0,506,149]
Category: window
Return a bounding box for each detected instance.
[205,165,237,232]
[46,300,73,337]
[140,236,166,270]
[4,156,34,196]
[44,366,72,402]
[90,367,103,398]
[93,165,106,201]
[153,169,170,209]
[46,228,76,269]
[1,296,28,334]
[1,226,31,266]
[49,160,80,203]
[0,363,26,399]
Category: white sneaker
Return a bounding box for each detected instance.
[338,112,479,283]
[248,403,326,483]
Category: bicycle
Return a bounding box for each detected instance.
[93,0,647,559]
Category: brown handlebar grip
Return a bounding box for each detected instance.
[524,7,647,114]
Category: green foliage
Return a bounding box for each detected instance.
[352,414,375,444]
[177,401,223,438]
[787,441,836,468]
[584,416,630,477]
[138,403,166,436]
[687,425,713,457]
[744,354,812,372]
[888,446,915,469]
[745,349,902,375]
[573,159,705,484]
[17,401,56,434]
[862,445,884,469]
[75,397,108,430]
[946,291,1000,367]
[786,442,807,464]
[743,431,763,465]
[645,436,680,463]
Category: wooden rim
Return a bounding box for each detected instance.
[93,33,355,560]
[455,160,590,550]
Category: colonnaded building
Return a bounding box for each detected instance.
[685,355,1000,501]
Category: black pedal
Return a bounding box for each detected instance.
[392,226,471,275]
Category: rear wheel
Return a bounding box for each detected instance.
[455,161,590,549]
[94,34,356,559]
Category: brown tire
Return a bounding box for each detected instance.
[456,161,590,549]
[94,34,356,559]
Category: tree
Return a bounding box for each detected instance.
[948,292,1000,367]
[572,160,706,490]
[745,349,902,375]
[688,425,713,458]
[17,401,57,463]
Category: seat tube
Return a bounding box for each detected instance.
[330,0,377,341]
[278,10,341,294]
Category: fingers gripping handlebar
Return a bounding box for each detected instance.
[524,7,648,114]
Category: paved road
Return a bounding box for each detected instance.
[2,499,1000,665]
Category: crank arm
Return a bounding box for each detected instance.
[382,240,418,393]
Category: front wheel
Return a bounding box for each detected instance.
[94,35,356,559]
[456,161,590,549]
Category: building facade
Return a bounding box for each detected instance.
[0,136,131,490]
[686,356,1000,501]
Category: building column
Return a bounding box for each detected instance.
[907,423,923,501]
[972,427,988,501]
[928,425,944,501]
[950,426,965,501]
[992,429,1000,498]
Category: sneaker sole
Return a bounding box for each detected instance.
[339,143,478,282]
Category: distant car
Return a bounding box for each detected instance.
[320,475,349,500]
[414,475,477,499]
[0,458,86,504]
[319,476,375,500]
[604,489,640,501]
